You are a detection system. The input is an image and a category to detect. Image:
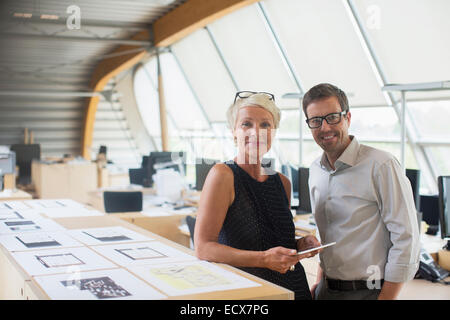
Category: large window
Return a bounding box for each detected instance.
[132,0,450,192]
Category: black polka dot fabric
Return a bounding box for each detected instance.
[218,161,311,300]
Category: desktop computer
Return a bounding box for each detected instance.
[195,158,218,191]
[297,167,311,215]
[438,176,450,250]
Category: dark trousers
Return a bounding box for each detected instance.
[314,277,382,300]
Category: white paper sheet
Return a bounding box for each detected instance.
[68,226,152,246]
[0,218,65,234]
[24,199,85,209]
[0,231,83,252]
[11,246,118,276]
[0,208,45,221]
[39,207,104,218]
[0,209,23,220]
[140,207,172,217]
[1,201,32,210]
[22,199,103,218]
[91,241,197,267]
[128,260,260,296]
[34,268,167,300]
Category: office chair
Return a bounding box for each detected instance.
[129,168,145,185]
[103,191,143,213]
[185,215,196,245]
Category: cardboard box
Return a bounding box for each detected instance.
[438,250,450,271]
[32,161,97,203]
[3,173,15,190]
[97,167,109,188]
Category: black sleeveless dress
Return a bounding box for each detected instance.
[218,161,311,300]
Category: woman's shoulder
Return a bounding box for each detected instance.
[207,163,234,182]
[276,171,291,185]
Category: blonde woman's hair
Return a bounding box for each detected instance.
[226,93,281,131]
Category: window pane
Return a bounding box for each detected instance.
[133,62,161,138]
[407,100,450,139]
[362,142,417,169]
[353,0,450,100]
[263,0,386,106]
[278,109,310,138]
[171,28,237,123]
[349,107,400,140]
[428,147,450,176]
[208,4,299,108]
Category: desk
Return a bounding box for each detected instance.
[0,189,32,201]
[0,202,292,300]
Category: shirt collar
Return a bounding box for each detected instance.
[319,135,359,171]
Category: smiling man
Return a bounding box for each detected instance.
[303,83,420,300]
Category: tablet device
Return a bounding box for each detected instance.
[297,242,336,255]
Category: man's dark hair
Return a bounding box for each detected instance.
[302,83,349,118]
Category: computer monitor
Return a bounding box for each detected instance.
[281,164,299,208]
[420,194,440,235]
[291,165,299,195]
[297,167,311,214]
[10,144,40,185]
[406,169,421,211]
[195,158,218,191]
[144,151,186,187]
[438,176,450,248]
[0,151,15,175]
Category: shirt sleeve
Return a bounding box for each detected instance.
[375,158,420,283]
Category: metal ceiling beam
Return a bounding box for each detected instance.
[0,32,152,46]
[3,17,151,31]
[0,90,102,97]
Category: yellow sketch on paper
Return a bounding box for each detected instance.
[149,264,232,290]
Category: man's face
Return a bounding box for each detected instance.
[305,96,351,155]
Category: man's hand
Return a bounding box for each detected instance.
[296,235,322,258]
[377,281,403,300]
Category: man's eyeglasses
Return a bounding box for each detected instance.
[234,91,275,104]
[306,110,348,129]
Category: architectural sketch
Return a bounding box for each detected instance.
[68,226,151,246]
[34,268,167,300]
[129,261,260,296]
[11,247,117,276]
[36,253,85,268]
[0,218,65,234]
[90,241,197,267]
[0,232,83,252]
[116,246,166,260]
[61,276,131,299]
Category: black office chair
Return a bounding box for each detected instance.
[186,215,196,245]
[129,168,145,186]
[103,191,143,213]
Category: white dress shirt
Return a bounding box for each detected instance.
[309,136,420,282]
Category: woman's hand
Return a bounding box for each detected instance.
[262,246,302,274]
[296,235,322,259]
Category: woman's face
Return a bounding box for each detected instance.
[233,106,276,164]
